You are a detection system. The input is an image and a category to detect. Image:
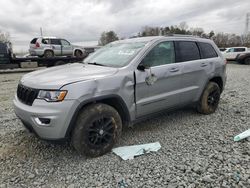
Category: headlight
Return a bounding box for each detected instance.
[37,90,67,102]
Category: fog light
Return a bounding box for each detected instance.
[35,117,51,126]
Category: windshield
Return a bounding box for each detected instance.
[83,42,146,67]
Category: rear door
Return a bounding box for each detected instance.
[135,41,182,117]
[50,39,62,56]
[174,41,212,104]
[61,39,73,56]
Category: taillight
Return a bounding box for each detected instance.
[35,42,40,48]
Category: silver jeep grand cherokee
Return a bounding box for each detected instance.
[14,36,227,157]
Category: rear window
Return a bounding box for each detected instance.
[198,42,218,59]
[175,41,200,62]
[50,39,61,45]
[30,38,38,44]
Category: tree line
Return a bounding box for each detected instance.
[99,22,250,48]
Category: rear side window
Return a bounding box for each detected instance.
[50,39,61,45]
[41,38,49,44]
[198,42,218,59]
[30,38,38,44]
[175,41,200,62]
[234,48,245,52]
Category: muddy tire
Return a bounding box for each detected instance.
[197,82,221,114]
[244,57,250,65]
[44,50,54,58]
[74,50,83,58]
[71,103,122,157]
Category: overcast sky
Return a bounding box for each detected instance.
[0,0,249,51]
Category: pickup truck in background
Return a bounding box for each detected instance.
[236,52,250,65]
[222,47,250,60]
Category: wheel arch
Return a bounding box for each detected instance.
[209,76,223,92]
[73,48,84,56]
[43,49,54,56]
[65,95,131,138]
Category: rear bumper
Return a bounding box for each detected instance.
[13,95,80,140]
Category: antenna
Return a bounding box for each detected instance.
[40,27,43,37]
[245,13,250,35]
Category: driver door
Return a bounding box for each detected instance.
[135,41,182,117]
[61,39,73,56]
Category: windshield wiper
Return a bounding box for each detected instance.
[87,62,106,66]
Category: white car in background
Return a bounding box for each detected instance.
[29,37,85,58]
[222,47,250,60]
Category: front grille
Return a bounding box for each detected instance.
[17,84,39,106]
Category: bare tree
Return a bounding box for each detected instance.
[0,31,10,43]
[98,31,119,46]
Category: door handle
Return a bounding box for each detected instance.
[170,67,179,72]
[201,63,208,67]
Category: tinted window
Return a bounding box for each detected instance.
[30,38,38,44]
[198,42,218,59]
[175,41,200,62]
[50,39,61,45]
[234,48,245,52]
[142,41,175,67]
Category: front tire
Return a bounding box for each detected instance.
[197,82,221,114]
[74,50,83,58]
[72,103,122,157]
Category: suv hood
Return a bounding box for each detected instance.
[20,63,118,89]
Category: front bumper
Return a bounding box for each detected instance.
[13,95,79,140]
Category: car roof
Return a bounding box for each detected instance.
[113,35,213,44]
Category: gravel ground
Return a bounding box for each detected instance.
[0,64,250,188]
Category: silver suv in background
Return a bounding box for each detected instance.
[29,37,85,58]
[14,36,227,157]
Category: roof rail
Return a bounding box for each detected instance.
[164,34,201,38]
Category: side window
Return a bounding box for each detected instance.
[234,48,245,52]
[142,41,175,67]
[50,39,61,45]
[175,41,200,62]
[198,42,218,59]
[41,38,49,44]
[61,39,70,46]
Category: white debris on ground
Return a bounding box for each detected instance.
[234,129,250,141]
[112,142,161,160]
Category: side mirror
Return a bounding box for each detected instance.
[137,61,149,71]
[137,64,148,71]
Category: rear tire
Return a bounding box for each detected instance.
[244,57,250,65]
[71,103,122,157]
[197,82,221,114]
[44,50,54,58]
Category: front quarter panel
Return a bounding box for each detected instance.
[60,70,135,120]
